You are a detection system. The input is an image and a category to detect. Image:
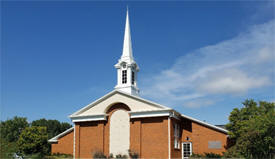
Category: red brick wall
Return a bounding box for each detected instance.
[181,118,228,155]
[51,110,228,158]
[78,121,105,158]
[130,118,141,155]
[51,130,74,155]
[139,117,169,159]
[74,115,169,159]
[130,117,169,159]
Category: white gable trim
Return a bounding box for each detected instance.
[130,110,181,120]
[130,110,170,118]
[69,90,170,118]
[68,90,227,134]
[70,110,181,123]
[71,114,107,123]
[181,114,228,134]
[48,127,74,143]
[70,90,116,117]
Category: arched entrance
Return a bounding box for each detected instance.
[109,109,130,156]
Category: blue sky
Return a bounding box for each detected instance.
[1,1,274,125]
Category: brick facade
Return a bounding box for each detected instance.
[139,117,169,159]
[181,118,228,155]
[51,130,74,155]
[51,107,228,158]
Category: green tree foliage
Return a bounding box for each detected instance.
[225,99,275,159]
[0,116,72,157]
[17,126,48,156]
[0,138,18,158]
[0,116,29,142]
[31,118,71,139]
[30,118,72,155]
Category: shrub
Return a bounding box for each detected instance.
[93,151,107,159]
[108,153,114,159]
[47,153,73,159]
[204,152,222,158]
[190,152,222,158]
[128,150,139,159]
[115,154,128,159]
[190,153,203,158]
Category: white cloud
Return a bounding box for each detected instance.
[184,99,215,108]
[198,69,271,95]
[140,20,275,108]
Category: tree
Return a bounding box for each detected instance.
[31,118,71,139]
[0,116,29,142]
[17,126,48,156]
[225,99,275,159]
[60,122,72,133]
[0,138,18,158]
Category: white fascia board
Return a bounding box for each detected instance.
[170,111,181,120]
[48,127,74,143]
[70,114,107,123]
[118,90,170,109]
[70,90,117,117]
[181,114,228,134]
[69,90,171,118]
[130,109,180,119]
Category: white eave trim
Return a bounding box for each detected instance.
[130,109,180,120]
[181,114,228,134]
[70,114,107,123]
[48,127,74,143]
[69,90,170,117]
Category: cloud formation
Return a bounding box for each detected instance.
[141,20,274,108]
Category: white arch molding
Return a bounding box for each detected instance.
[109,109,130,156]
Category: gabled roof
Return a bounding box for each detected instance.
[68,90,227,134]
[48,127,74,143]
[69,90,171,118]
[49,92,228,143]
[181,114,228,134]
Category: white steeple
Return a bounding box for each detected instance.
[114,9,139,96]
[121,8,133,62]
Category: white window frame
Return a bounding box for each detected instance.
[122,70,127,84]
[182,142,192,159]
[174,123,180,149]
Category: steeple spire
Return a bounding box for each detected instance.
[114,8,139,96]
[121,8,134,62]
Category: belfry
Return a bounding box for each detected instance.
[114,9,139,96]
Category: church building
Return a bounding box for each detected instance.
[49,10,229,159]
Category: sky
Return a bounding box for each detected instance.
[1,1,274,125]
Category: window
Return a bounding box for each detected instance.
[174,123,180,149]
[131,71,135,85]
[122,70,127,84]
[182,142,192,158]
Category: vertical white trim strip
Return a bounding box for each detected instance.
[190,142,193,156]
[168,117,171,159]
[73,124,75,159]
[181,142,183,159]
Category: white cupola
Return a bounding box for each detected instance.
[114,9,139,96]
